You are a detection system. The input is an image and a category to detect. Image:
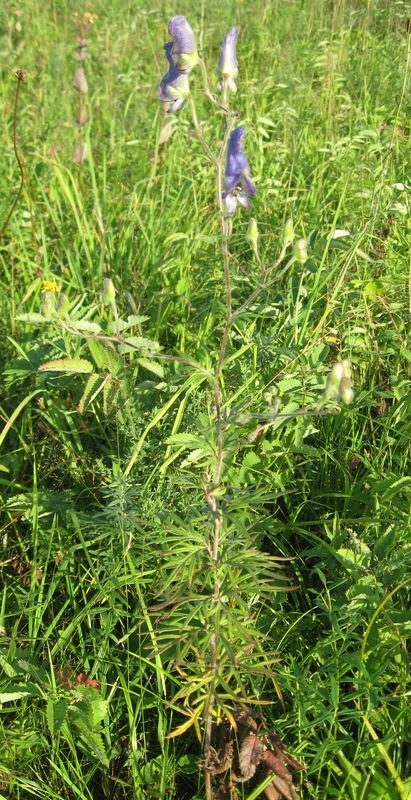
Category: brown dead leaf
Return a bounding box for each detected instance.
[76,673,100,689]
[239,734,263,781]
[262,750,293,783]
[268,732,304,771]
[271,775,296,800]
[55,665,74,690]
[263,776,281,800]
[204,743,234,776]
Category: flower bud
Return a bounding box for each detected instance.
[102,278,116,305]
[168,16,198,73]
[56,293,69,318]
[282,218,294,247]
[76,107,89,127]
[325,360,354,404]
[73,66,88,94]
[40,291,56,318]
[325,362,344,400]
[217,27,239,93]
[339,376,354,405]
[246,218,259,250]
[73,139,87,164]
[293,238,308,264]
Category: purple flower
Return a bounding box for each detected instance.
[217,27,239,93]
[158,41,190,113]
[222,126,256,216]
[167,15,198,73]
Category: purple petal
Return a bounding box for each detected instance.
[158,66,189,107]
[167,15,198,72]
[217,27,239,79]
[225,193,238,216]
[168,96,186,113]
[168,15,196,53]
[241,173,257,196]
[228,126,246,154]
[237,192,251,210]
[222,173,241,198]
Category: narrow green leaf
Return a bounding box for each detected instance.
[39,358,93,373]
[103,378,119,414]
[0,690,31,703]
[79,372,103,413]
[15,313,50,324]
[73,718,109,767]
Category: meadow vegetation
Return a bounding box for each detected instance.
[1,0,411,798]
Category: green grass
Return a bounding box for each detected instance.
[1,0,411,798]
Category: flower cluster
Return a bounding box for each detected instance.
[158,16,256,215]
[158,15,198,113]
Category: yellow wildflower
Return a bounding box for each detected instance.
[41,279,60,294]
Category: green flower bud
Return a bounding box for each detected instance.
[102,278,116,305]
[56,293,69,318]
[340,359,351,379]
[339,376,354,405]
[293,238,308,264]
[40,291,56,318]
[324,360,354,403]
[325,362,344,400]
[246,218,259,249]
[282,218,294,247]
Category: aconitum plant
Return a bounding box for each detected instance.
[156,15,354,800]
[19,15,354,800]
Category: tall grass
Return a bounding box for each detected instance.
[1,0,411,798]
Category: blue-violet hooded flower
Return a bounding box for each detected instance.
[217,27,239,93]
[158,41,190,113]
[222,126,256,216]
[167,15,198,73]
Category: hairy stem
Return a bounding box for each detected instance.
[0,70,26,242]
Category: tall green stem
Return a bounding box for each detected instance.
[188,80,237,799]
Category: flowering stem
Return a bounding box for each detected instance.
[191,94,237,798]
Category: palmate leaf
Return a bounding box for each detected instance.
[38,357,93,373]
[166,702,204,741]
